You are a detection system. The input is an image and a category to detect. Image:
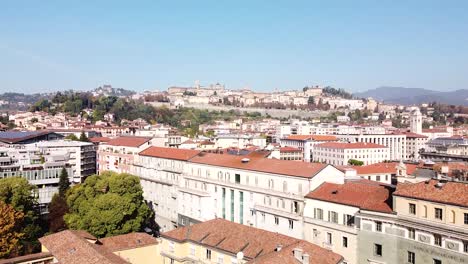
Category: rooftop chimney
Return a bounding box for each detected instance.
[275,244,283,252]
[293,248,303,262]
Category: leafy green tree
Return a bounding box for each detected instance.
[64,172,153,238]
[348,159,364,166]
[65,134,79,141]
[0,177,42,254]
[79,132,89,142]
[58,168,70,196]
[48,168,71,233]
[307,96,315,105]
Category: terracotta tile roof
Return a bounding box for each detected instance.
[248,240,343,264]
[316,142,386,149]
[350,162,418,175]
[279,146,302,153]
[0,252,53,264]
[162,218,342,264]
[394,180,468,207]
[433,162,468,177]
[305,180,394,213]
[106,136,151,147]
[139,146,201,161]
[39,230,129,264]
[422,128,449,133]
[189,153,328,178]
[89,137,111,143]
[100,232,158,251]
[285,135,337,141]
[400,132,428,138]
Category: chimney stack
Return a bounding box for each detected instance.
[302,253,310,264]
[293,248,303,261]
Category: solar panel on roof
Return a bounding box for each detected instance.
[0,131,44,139]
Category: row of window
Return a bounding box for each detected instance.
[313,208,355,226]
[409,202,468,224]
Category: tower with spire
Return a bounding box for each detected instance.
[410,108,422,134]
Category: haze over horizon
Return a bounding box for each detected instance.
[1,1,467,94]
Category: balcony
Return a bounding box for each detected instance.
[303,216,358,235]
[254,204,301,220]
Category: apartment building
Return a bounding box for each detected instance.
[29,140,96,181]
[0,147,73,211]
[132,147,202,231]
[160,218,343,264]
[303,180,394,264]
[131,147,346,238]
[314,142,389,166]
[336,134,406,161]
[349,161,420,184]
[357,180,468,264]
[97,136,153,174]
[402,132,429,160]
[280,135,338,162]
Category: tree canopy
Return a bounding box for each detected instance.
[64,172,152,238]
[0,201,25,258]
[0,177,42,254]
[348,159,364,166]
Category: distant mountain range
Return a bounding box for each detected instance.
[354,87,468,106]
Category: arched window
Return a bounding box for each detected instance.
[450,210,456,223]
[423,205,427,218]
[269,179,274,189]
[283,181,288,192]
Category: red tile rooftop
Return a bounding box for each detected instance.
[394,180,468,207]
[162,218,342,264]
[139,146,201,161]
[99,232,158,251]
[106,136,151,147]
[348,162,418,175]
[285,135,338,141]
[189,152,328,178]
[316,142,386,149]
[305,180,394,213]
[279,146,302,153]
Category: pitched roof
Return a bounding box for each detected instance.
[247,240,342,264]
[350,162,418,175]
[189,153,328,178]
[394,180,468,207]
[38,230,129,264]
[285,135,337,141]
[106,136,151,147]
[0,252,53,264]
[0,131,63,144]
[139,146,201,161]
[401,132,428,138]
[99,233,158,251]
[162,218,342,264]
[279,146,302,153]
[316,142,386,149]
[305,180,394,213]
[89,137,111,143]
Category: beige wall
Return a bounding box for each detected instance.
[160,238,243,264]
[395,196,468,228]
[113,245,160,264]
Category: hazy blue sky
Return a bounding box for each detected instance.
[1,1,467,93]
